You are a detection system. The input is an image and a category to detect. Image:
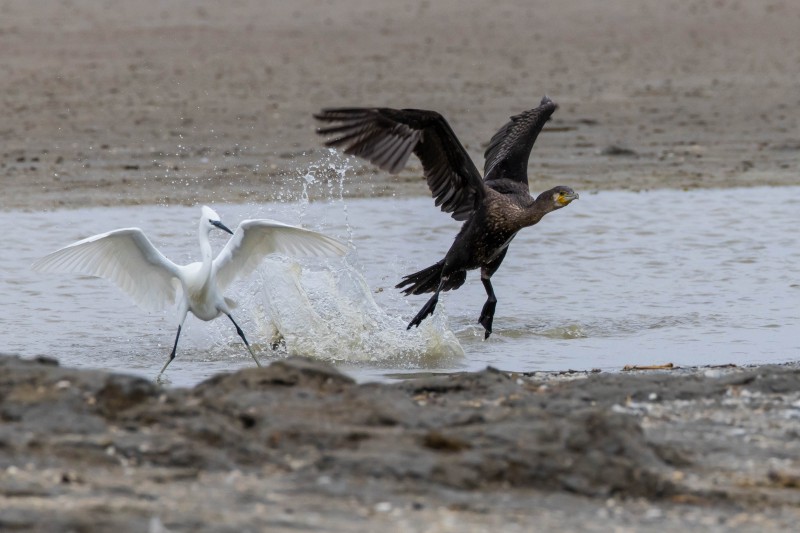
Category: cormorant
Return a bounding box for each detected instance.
[315,96,578,338]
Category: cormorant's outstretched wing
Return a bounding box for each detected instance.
[483,96,558,194]
[316,108,485,221]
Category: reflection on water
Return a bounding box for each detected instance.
[2,186,799,385]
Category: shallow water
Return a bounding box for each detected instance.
[2,186,799,385]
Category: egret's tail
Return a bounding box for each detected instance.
[396,261,467,295]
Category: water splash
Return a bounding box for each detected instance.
[253,256,464,366]
[250,151,464,366]
[298,158,316,211]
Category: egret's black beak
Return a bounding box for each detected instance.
[212,220,234,235]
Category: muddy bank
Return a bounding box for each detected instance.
[2,355,799,531]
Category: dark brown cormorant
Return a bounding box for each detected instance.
[315,96,578,338]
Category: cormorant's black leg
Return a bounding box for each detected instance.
[478,248,508,339]
[158,325,182,376]
[407,280,444,329]
[479,277,497,339]
[227,313,262,367]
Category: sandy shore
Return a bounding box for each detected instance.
[1,0,799,210]
[2,1,800,530]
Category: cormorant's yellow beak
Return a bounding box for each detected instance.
[558,192,579,205]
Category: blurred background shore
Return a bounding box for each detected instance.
[1,0,798,210]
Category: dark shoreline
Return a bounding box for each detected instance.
[2,354,799,531]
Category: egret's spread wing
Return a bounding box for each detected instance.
[213,219,349,291]
[316,108,486,221]
[483,96,558,193]
[32,228,182,312]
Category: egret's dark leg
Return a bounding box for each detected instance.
[407,279,444,329]
[158,325,182,376]
[479,277,497,339]
[227,313,262,367]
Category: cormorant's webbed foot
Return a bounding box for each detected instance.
[479,299,497,339]
[407,292,439,329]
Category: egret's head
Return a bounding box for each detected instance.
[539,186,579,210]
[201,205,233,235]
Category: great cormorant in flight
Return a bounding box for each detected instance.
[315,96,578,338]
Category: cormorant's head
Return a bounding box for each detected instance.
[539,186,579,210]
[201,205,234,235]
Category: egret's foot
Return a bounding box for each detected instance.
[158,356,176,377]
[407,293,439,330]
[242,342,262,367]
[479,299,497,339]
[158,325,182,377]
[226,313,261,368]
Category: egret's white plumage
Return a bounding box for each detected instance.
[32,205,349,377]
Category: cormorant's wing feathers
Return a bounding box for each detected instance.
[483,96,558,189]
[213,219,349,292]
[32,228,181,313]
[316,108,485,221]
[316,108,420,174]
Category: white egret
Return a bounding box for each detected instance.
[32,206,349,377]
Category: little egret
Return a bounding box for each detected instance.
[32,206,349,377]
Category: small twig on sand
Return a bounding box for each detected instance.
[622,363,675,371]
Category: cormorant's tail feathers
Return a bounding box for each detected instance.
[396,261,466,295]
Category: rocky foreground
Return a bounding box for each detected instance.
[1,355,799,531]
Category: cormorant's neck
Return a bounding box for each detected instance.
[521,193,556,227]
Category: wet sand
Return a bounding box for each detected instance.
[1,0,799,210]
[2,0,800,530]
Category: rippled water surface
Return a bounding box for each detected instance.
[2,186,799,385]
